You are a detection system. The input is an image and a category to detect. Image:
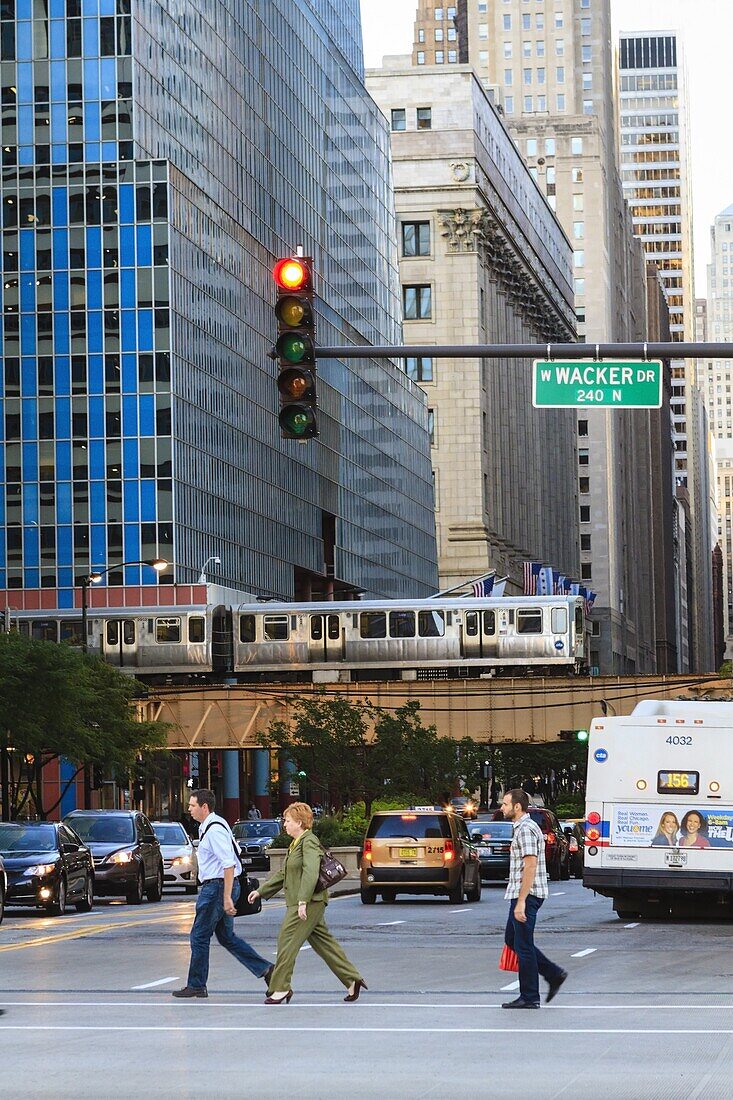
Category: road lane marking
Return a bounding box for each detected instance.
[5,1025,733,1035]
[500,981,520,991]
[299,946,312,952]
[3,1001,733,1010]
[571,948,597,957]
[377,921,405,926]
[551,892,565,896]
[131,977,180,990]
[624,923,639,929]
[449,909,473,914]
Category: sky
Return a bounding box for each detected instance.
[359,0,733,295]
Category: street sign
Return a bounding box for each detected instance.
[288,780,300,797]
[532,359,663,408]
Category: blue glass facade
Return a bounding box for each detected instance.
[2,0,438,602]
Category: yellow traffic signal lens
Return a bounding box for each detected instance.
[277,367,315,400]
[274,258,309,291]
[284,373,308,399]
[276,296,307,327]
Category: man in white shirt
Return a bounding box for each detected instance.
[173,789,273,998]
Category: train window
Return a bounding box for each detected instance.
[240,615,256,643]
[310,616,323,641]
[551,607,568,634]
[123,620,136,645]
[483,611,496,635]
[360,612,386,639]
[156,617,181,643]
[263,616,288,641]
[418,610,445,637]
[328,615,340,640]
[389,611,415,638]
[32,619,58,642]
[60,620,84,645]
[465,612,478,637]
[106,621,119,646]
[188,617,205,643]
[516,609,542,634]
[575,606,584,634]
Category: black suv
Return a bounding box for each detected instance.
[64,810,164,904]
[0,821,94,915]
[231,819,282,871]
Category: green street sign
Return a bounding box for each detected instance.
[533,359,663,408]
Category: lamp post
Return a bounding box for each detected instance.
[78,558,168,654]
[197,556,221,584]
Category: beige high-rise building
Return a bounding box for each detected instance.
[366,61,580,592]
[617,30,714,671]
[409,0,661,672]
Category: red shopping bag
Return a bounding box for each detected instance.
[499,945,520,972]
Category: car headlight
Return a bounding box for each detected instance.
[171,856,192,867]
[24,863,57,876]
[262,839,273,849]
[106,850,135,864]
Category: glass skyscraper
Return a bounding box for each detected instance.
[1,0,438,608]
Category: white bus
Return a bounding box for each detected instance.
[583,699,733,918]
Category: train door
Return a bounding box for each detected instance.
[308,613,343,663]
[103,618,137,667]
[461,610,482,659]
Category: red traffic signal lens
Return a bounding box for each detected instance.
[279,405,317,438]
[274,258,309,292]
[276,332,313,364]
[277,367,315,401]
[275,295,310,328]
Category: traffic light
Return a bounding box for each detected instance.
[559,730,589,742]
[480,760,491,781]
[273,256,318,440]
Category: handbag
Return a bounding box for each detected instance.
[499,944,520,972]
[316,847,348,891]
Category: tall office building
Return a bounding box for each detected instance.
[410,0,662,672]
[367,61,579,592]
[618,31,714,670]
[700,208,733,657]
[0,0,438,615]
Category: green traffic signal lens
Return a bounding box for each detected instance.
[279,405,317,438]
[576,730,589,742]
[276,332,310,364]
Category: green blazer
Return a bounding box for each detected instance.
[258,829,328,907]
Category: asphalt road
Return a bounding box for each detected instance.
[1,878,733,1099]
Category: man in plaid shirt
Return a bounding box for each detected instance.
[501,788,567,1009]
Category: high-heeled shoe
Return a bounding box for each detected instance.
[344,979,368,1002]
[264,990,293,1005]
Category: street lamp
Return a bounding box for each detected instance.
[198,556,221,584]
[79,558,168,654]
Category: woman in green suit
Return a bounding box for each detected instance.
[248,802,366,1005]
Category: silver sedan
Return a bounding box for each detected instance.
[152,822,198,894]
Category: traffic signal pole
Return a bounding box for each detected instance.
[314,341,733,360]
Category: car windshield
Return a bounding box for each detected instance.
[0,824,58,853]
[232,821,280,839]
[366,814,452,840]
[153,824,189,845]
[67,817,134,844]
[470,823,513,840]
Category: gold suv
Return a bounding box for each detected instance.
[360,808,482,904]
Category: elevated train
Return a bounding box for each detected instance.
[14,594,589,682]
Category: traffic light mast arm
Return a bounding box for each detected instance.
[312,341,733,360]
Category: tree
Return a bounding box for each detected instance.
[0,633,167,820]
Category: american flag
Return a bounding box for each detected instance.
[471,574,495,597]
[523,562,541,595]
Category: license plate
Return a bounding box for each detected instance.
[242,857,253,865]
[665,849,687,868]
[399,847,418,858]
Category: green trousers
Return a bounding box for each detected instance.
[268,901,362,992]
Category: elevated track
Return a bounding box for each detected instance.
[139,674,732,749]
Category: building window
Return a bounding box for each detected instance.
[579,476,590,494]
[524,95,533,111]
[522,13,530,29]
[537,94,546,111]
[447,27,456,40]
[391,108,406,132]
[573,194,584,211]
[523,40,532,57]
[504,68,513,85]
[555,13,563,28]
[417,107,432,130]
[448,49,457,62]
[403,285,432,320]
[545,138,555,156]
[580,505,591,523]
[555,38,564,56]
[574,250,585,268]
[435,27,444,41]
[556,66,565,83]
[581,562,593,580]
[579,420,588,437]
[479,22,489,38]
[572,167,583,183]
[524,67,532,85]
[573,221,584,239]
[428,409,435,444]
[434,6,443,18]
[503,41,512,58]
[435,50,444,63]
[581,17,591,35]
[574,278,585,296]
[582,44,591,62]
[581,533,592,552]
[556,94,565,111]
[527,138,537,156]
[537,67,545,84]
[579,448,589,466]
[402,221,431,257]
[504,14,512,29]
[418,28,425,42]
[571,137,583,155]
[583,100,593,115]
[582,73,593,91]
[505,96,514,113]
[405,356,434,382]
[417,51,425,64]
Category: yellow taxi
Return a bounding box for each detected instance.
[360,807,482,904]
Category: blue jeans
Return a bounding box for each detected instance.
[187,878,271,990]
[505,895,564,1005]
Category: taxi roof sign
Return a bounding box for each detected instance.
[533,359,663,408]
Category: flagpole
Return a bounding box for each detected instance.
[430,570,496,598]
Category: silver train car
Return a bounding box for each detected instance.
[13,595,588,681]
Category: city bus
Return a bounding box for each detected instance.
[583,699,733,918]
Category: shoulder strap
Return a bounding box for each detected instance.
[201,819,243,869]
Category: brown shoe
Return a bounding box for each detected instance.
[171,986,208,999]
[264,990,293,1005]
[344,979,368,1003]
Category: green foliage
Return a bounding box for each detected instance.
[552,797,585,819]
[719,661,733,678]
[0,633,167,818]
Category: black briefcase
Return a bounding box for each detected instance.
[236,874,262,917]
